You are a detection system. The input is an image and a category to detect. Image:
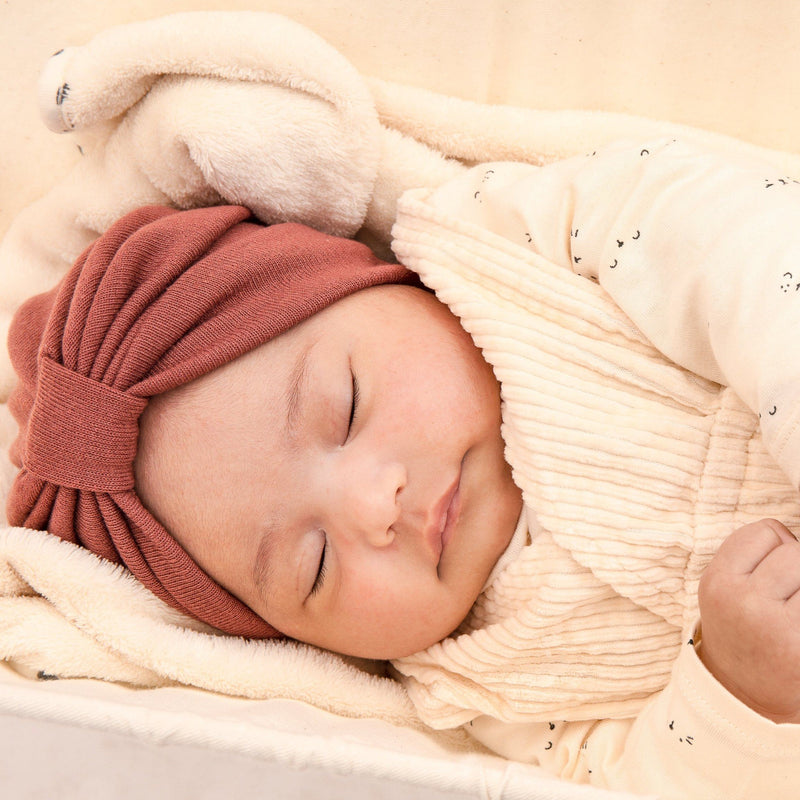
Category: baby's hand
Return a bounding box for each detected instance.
[698,519,800,723]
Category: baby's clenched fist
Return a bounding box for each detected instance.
[698,518,800,723]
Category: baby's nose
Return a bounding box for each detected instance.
[336,460,406,547]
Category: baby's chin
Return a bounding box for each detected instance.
[390,529,519,659]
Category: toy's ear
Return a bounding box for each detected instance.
[36,11,381,238]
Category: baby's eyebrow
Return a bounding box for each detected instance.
[253,523,278,603]
[283,337,317,442]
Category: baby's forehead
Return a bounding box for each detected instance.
[153,283,445,419]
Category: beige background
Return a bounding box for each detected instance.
[2,0,800,239]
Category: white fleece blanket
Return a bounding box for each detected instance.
[3,10,800,746]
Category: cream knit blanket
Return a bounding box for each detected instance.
[3,10,800,734]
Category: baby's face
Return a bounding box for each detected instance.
[136,285,521,659]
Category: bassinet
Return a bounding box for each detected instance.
[2,2,799,798]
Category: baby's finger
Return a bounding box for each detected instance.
[748,539,800,600]
[713,519,795,575]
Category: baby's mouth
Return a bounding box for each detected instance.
[426,466,462,567]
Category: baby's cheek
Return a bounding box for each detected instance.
[349,570,424,622]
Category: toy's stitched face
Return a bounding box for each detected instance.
[136,285,522,659]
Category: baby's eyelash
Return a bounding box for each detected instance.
[348,371,360,433]
[310,538,327,597]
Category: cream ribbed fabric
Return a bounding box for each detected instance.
[390,144,800,727]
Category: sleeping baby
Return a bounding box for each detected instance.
[6,139,800,799]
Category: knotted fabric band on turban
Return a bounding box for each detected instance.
[6,204,415,638]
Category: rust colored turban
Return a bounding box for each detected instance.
[6,205,413,637]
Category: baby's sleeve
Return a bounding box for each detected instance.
[467,636,800,799]
[428,140,800,488]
